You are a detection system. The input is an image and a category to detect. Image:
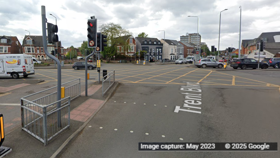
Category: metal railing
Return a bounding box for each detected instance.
[21,79,81,145]
[102,70,115,96]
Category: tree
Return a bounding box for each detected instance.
[100,23,132,62]
[201,45,210,57]
[140,50,147,60]
[138,32,148,38]
[65,46,77,59]
[79,41,93,56]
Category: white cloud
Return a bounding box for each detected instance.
[0,0,279,50]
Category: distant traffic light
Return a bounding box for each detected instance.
[96,32,101,51]
[47,23,58,44]
[211,46,214,52]
[101,34,107,51]
[87,18,97,48]
[260,40,264,51]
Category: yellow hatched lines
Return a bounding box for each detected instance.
[165,69,198,84]
[133,67,187,83]
[197,71,213,83]
[0,92,11,98]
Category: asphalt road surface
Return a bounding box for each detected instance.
[55,64,280,158]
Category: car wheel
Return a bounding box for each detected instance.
[23,75,28,78]
[89,66,93,70]
[262,65,268,69]
[233,67,238,69]
[253,68,256,69]
[218,64,223,68]
[213,67,216,68]
[12,73,19,79]
[242,65,247,69]
[202,64,206,68]
[74,66,78,70]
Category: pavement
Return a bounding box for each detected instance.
[1,81,119,158]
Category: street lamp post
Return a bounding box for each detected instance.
[188,16,200,59]
[50,14,58,59]
[218,9,228,59]
[25,30,31,54]
[238,6,242,59]
[158,30,165,39]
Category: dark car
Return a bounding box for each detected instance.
[72,62,96,70]
[268,57,280,68]
[230,58,268,69]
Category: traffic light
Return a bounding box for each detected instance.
[51,50,55,55]
[47,23,58,44]
[96,32,101,51]
[211,46,214,52]
[87,18,97,48]
[101,34,107,51]
[260,40,264,51]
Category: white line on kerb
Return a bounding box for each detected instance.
[0,103,21,106]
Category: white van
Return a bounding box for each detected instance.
[0,54,35,79]
[32,57,42,64]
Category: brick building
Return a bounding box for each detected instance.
[0,36,22,54]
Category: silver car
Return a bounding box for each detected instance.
[195,58,224,68]
[175,58,186,64]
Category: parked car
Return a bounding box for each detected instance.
[195,58,223,68]
[72,62,96,70]
[268,57,280,68]
[261,58,272,64]
[185,56,195,64]
[32,57,42,64]
[175,58,185,64]
[230,58,268,69]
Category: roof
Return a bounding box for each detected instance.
[0,36,21,45]
[178,41,195,47]
[135,37,162,45]
[22,35,44,47]
[264,42,280,55]
[162,39,178,45]
[257,31,280,43]
[242,39,254,47]
[115,35,132,42]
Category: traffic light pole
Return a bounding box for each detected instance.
[85,50,95,96]
[41,6,62,127]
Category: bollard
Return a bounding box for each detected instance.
[61,87,65,99]
[0,114,4,147]
[137,60,138,64]
[143,61,145,65]
[87,73,90,79]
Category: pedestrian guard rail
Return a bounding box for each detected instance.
[21,79,81,145]
[102,70,115,96]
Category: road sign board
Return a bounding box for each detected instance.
[96,47,100,51]
[89,40,95,47]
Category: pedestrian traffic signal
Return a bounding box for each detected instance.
[101,34,107,51]
[47,23,58,44]
[96,32,101,51]
[87,18,97,48]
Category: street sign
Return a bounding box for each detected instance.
[89,40,95,47]
[96,47,100,51]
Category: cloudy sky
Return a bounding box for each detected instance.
[0,0,279,50]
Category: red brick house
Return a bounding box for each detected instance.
[116,35,136,56]
[178,41,195,58]
[22,35,63,60]
[0,36,22,54]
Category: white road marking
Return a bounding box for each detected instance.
[154,104,156,106]
[180,138,184,141]
[114,128,118,131]
[144,103,146,105]
[0,103,21,106]
[88,126,92,128]
[130,131,134,133]
[134,102,136,104]
[100,127,103,129]
[174,106,201,114]
[145,133,149,135]
[124,102,126,104]
[162,135,165,138]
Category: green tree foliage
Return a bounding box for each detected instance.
[65,46,77,59]
[201,45,211,56]
[79,41,94,56]
[140,50,147,59]
[100,23,131,62]
[138,32,148,38]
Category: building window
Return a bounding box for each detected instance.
[0,46,8,53]
[0,39,7,43]
[154,42,156,44]
[144,41,147,44]
[158,42,161,44]
[149,41,151,44]
[130,46,134,52]
[41,47,44,53]
[26,39,32,45]
[171,48,173,53]
[121,46,124,52]
[130,38,133,44]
